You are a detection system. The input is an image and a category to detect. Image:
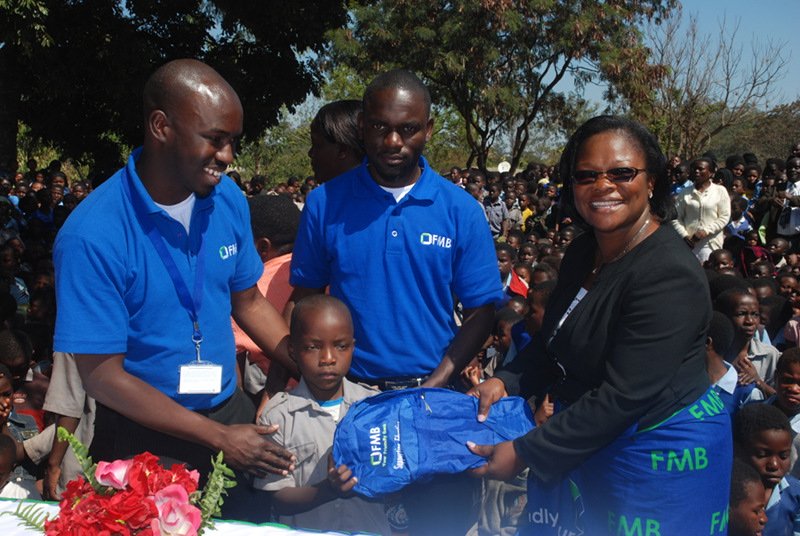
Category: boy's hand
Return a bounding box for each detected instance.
[733,356,759,386]
[327,455,357,495]
[533,393,554,427]
[461,364,482,388]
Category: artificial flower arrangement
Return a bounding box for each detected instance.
[2,427,236,535]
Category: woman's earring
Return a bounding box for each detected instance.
[648,191,653,199]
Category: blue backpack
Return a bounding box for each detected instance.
[332,387,535,498]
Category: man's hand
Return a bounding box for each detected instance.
[466,377,507,422]
[466,440,526,481]
[216,423,296,477]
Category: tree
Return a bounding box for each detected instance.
[628,10,788,158]
[0,0,348,173]
[710,100,800,164]
[327,0,674,173]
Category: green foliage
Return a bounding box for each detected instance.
[57,426,109,494]
[0,1,349,172]
[196,452,237,534]
[329,0,674,173]
[0,501,50,530]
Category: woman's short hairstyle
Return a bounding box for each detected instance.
[310,99,364,159]
[557,115,671,227]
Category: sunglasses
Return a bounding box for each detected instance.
[573,167,647,185]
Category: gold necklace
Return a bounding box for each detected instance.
[592,216,652,275]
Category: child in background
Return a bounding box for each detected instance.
[738,231,771,278]
[765,350,800,478]
[707,249,736,273]
[707,311,763,417]
[0,364,39,499]
[729,458,768,536]
[518,243,537,266]
[734,404,800,535]
[252,295,388,534]
[727,195,752,241]
[715,288,780,398]
[513,262,532,288]
[496,243,528,298]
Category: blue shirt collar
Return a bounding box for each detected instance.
[122,147,215,218]
[352,156,440,203]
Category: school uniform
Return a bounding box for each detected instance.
[253,378,389,534]
[764,476,800,536]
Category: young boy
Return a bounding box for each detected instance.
[765,349,800,478]
[729,458,768,536]
[707,311,763,417]
[715,288,780,397]
[0,364,38,499]
[252,295,389,534]
[734,404,800,535]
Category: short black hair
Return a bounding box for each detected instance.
[364,69,431,116]
[714,287,756,317]
[708,311,735,356]
[311,100,364,159]
[557,116,671,226]
[777,347,800,375]
[709,275,750,303]
[247,195,301,252]
[0,329,32,366]
[290,294,352,341]
[730,458,764,506]
[495,242,516,260]
[733,403,791,449]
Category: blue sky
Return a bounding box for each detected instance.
[663,0,797,104]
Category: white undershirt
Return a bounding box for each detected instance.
[380,183,416,202]
[154,194,196,233]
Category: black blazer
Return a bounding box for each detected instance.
[497,224,711,483]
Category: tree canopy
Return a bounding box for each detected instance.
[0,0,348,173]
[328,0,675,173]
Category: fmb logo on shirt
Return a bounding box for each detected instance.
[419,232,452,249]
[219,243,238,260]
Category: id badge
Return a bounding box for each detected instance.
[178,361,222,394]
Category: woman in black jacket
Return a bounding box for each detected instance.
[468,116,732,535]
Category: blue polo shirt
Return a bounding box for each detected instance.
[291,157,504,379]
[53,148,263,410]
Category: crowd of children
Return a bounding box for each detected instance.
[0,145,799,534]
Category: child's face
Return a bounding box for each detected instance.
[732,180,745,194]
[743,429,792,489]
[747,170,760,186]
[493,321,513,355]
[776,361,800,415]
[519,246,536,265]
[515,266,532,286]
[711,252,734,272]
[497,251,513,279]
[730,294,760,340]
[778,276,798,298]
[290,307,353,401]
[729,480,767,536]
[750,264,771,279]
[504,193,516,210]
[507,235,521,251]
[526,292,546,335]
[746,233,759,247]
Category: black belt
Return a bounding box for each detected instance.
[348,374,429,391]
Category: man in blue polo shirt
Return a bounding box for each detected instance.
[288,69,503,534]
[53,60,296,499]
